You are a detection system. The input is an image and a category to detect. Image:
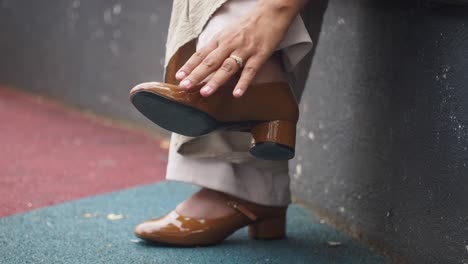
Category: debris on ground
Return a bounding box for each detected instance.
[327,241,342,247]
[159,140,170,150]
[107,213,124,220]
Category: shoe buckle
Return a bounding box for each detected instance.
[227,201,258,221]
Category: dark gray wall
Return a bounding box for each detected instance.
[2,0,468,263]
[292,1,468,263]
[0,0,171,134]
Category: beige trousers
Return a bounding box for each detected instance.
[166,0,312,206]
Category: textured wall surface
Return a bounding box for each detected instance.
[292,1,468,263]
[0,0,171,134]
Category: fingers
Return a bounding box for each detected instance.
[199,54,243,97]
[175,41,218,83]
[180,48,234,90]
[175,35,268,97]
[233,55,265,98]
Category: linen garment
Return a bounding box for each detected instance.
[165,0,313,206]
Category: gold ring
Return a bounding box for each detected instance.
[229,55,243,68]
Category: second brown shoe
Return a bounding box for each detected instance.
[129,81,299,160]
[134,193,287,246]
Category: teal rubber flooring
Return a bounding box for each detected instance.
[0,182,388,264]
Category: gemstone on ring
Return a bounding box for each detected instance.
[229,55,243,68]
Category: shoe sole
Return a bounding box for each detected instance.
[250,142,295,161]
[131,91,218,137]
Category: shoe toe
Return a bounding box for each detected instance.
[134,211,191,242]
[134,221,149,236]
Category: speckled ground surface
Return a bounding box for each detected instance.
[0,182,388,264]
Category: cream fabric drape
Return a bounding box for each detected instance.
[165,0,229,67]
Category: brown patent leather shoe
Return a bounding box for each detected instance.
[129,81,299,160]
[134,194,287,246]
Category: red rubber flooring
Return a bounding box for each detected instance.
[0,86,168,217]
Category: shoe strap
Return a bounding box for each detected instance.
[227,200,258,221]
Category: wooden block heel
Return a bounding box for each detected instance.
[250,120,296,160]
[248,216,286,240]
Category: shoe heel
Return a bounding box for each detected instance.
[248,216,286,239]
[250,120,296,160]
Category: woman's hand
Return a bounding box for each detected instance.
[175,0,307,98]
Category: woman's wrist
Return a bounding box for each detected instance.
[252,0,307,31]
[257,0,307,14]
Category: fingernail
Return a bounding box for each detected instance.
[201,85,212,95]
[180,79,192,89]
[233,88,243,97]
[176,71,186,79]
